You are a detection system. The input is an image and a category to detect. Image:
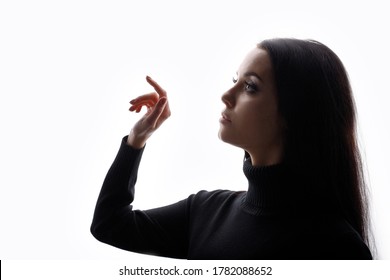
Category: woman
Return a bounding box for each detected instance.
[91,38,373,259]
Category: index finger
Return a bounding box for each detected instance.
[146,76,167,98]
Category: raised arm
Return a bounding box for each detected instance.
[90,76,189,258]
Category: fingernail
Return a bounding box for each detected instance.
[146,75,151,80]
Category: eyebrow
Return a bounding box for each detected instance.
[243,71,263,82]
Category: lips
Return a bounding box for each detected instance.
[221,112,232,123]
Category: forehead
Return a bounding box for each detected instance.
[238,48,273,79]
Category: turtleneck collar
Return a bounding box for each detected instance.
[241,157,301,216]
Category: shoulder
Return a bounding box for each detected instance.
[190,189,243,202]
[187,189,245,210]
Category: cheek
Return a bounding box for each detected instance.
[232,108,264,142]
[240,112,259,131]
[239,103,267,125]
[240,104,280,136]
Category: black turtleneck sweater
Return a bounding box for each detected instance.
[91,137,372,259]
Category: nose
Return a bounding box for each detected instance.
[221,87,235,108]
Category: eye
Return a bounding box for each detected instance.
[244,80,258,93]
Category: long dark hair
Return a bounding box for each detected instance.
[258,38,371,248]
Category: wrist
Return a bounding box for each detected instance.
[127,130,147,149]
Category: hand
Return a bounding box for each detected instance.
[127,76,171,148]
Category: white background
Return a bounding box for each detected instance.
[0,0,389,260]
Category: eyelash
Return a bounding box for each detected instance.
[244,81,257,93]
[232,77,258,93]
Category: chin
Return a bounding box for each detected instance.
[218,129,226,142]
[218,130,234,146]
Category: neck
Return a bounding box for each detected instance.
[241,158,302,216]
[245,142,284,166]
[241,158,340,218]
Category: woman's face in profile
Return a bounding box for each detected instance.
[219,47,285,166]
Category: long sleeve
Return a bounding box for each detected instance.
[91,139,372,260]
[90,136,190,258]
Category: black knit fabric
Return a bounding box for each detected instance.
[91,136,372,259]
